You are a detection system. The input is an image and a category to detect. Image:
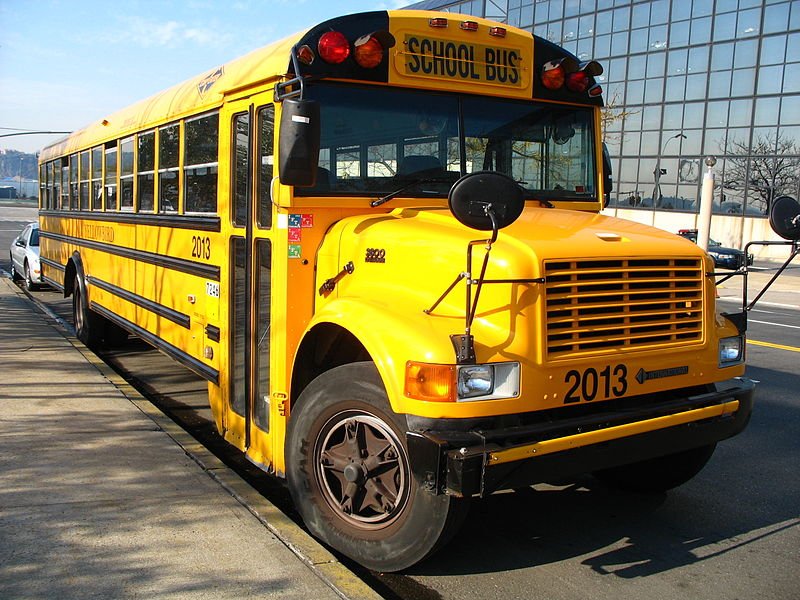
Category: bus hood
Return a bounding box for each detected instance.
[324,205,705,288]
[316,205,709,364]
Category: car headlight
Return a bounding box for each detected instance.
[719,335,744,366]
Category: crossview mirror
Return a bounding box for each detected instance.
[278,99,321,187]
[448,171,524,232]
[769,195,800,241]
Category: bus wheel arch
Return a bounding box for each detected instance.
[290,322,371,409]
[64,253,80,298]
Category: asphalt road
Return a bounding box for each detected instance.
[1,211,798,600]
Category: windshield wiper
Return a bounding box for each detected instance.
[370,178,451,207]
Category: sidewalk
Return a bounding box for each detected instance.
[0,277,381,600]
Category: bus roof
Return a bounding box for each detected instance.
[40,10,600,161]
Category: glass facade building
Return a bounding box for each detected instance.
[405,0,800,225]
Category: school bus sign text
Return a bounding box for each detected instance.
[403,35,523,87]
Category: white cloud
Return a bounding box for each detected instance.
[102,15,231,48]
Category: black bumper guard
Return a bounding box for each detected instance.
[407,378,756,498]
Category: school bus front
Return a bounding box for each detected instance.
[36,10,755,574]
[270,11,755,572]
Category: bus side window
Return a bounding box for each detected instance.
[184,112,219,214]
[120,137,134,211]
[91,146,102,210]
[158,124,179,213]
[138,131,155,212]
[257,105,274,229]
[79,151,90,210]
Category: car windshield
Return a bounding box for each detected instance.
[296,83,597,203]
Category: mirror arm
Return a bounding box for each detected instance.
[742,240,800,312]
[274,45,306,102]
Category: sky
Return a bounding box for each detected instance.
[0,0,409,154]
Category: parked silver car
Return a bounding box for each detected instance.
[9,222,43,290]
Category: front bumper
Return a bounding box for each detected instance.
[407,378,755,497]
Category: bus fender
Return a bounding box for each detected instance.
[64,251,85,298]
[296,297,454,414]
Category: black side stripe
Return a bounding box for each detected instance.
[42,274,64,291]
[91,302,219,385]
[39,210,221,232]
[88,276,191,329]
[40,256,65,272]
[40,231,220,281]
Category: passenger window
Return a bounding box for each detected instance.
[105,143,118,211]
[159,124,179,213]
[137,131,155,212]
[184,113,219,213]
[91,146,102,210]
[79,151,90,210]
[120,137,134,211]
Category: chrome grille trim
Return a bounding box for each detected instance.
[544,258,704,358]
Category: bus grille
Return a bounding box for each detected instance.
[544,258,704,358]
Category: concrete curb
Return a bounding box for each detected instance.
[4,278,383,600]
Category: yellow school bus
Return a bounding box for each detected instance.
[38,10,755,571]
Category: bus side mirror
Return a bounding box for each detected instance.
[602,142,613,208]
[279,99,321,187]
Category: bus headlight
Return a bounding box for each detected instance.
[405,362,520,402]
[457,362,519,402]
[458,365,493,399]
[719,336,744,366]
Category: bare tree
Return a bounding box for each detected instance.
[722,132,800,214]
[600,88,640,144]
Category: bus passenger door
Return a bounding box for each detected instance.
[224,95,277,472]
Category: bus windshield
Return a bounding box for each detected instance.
[297,83,597,202]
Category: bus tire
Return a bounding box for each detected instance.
[286,362,468,572]
[72,274,104,349]
[593,443,717,493]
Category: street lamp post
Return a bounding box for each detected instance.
[653,132,686,208]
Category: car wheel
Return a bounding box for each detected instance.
[286,362,468,572]
[9,255,21,282]
[593,443,717,493]
[24,261,39,291]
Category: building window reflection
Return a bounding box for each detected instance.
[406,0,800,220]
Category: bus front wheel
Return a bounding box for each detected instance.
[286,362,468,572]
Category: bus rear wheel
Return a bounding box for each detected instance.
[286,362,468,572]
[72,275,104,348]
